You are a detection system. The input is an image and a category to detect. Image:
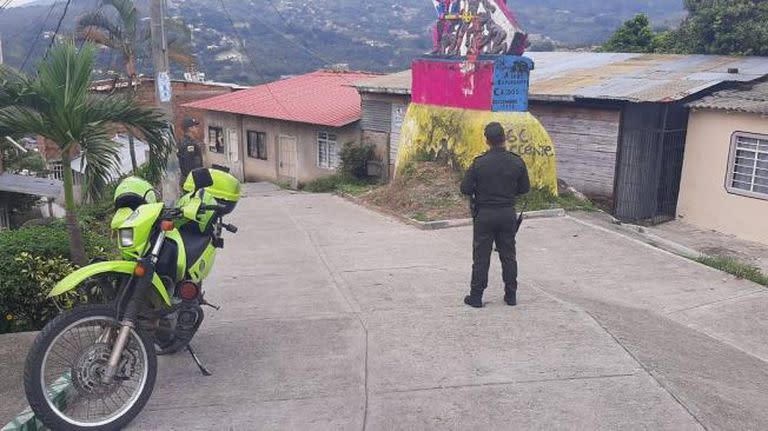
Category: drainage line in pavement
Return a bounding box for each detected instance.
[283,208,371,431]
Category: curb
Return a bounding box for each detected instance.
[2,374,70,431]
[611,222,704,260]
[338,192,566,230]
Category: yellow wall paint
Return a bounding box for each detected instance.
[396,104,558,195]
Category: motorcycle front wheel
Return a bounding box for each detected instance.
[24,304,157,431]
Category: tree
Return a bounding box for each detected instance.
[673,0,768,56]
[78,0,143,173]
[0,43,172,265]
[77,0,193,174]
[600,14,656,53]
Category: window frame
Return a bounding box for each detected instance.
[208,126,225,154]
[246,130,268,160]
[725,131,768,200]
[317,131,339,170]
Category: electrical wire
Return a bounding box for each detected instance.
[218,0,293,117]
[19,0,58,70]
[45,0,71,55]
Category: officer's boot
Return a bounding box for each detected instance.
[464,290,484,308]
[504,288,517,306]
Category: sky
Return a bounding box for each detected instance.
[5,0,41,7]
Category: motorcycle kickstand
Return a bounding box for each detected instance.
[187,344,212,376]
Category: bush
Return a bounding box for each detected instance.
[0,224,114,333]
[300,174,351,193]
[1,253,84,333]
[339,143,376,180]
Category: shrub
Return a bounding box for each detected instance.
[339,143,376,180]
[0,224,114,333]
[300,174,350,193]
[1,253,83,333]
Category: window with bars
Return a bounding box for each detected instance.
[317,131,339,169]
[247,131,268,160]
[208,127,224,153]
[51,162,63,181]
[727,133,768,199]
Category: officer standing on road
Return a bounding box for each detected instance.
[460,122,531,308]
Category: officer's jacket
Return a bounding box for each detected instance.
[460,147,531,207]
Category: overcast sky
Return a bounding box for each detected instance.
[5,0,41,7]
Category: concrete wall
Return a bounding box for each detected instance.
[203,111,362,184]
[677,109,768,244]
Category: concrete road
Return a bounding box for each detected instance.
[126,183,768,430]
[3,183,766,430]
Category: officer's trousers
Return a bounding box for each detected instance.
[470,207,518,298]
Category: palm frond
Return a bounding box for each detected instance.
[85,93,173,183]
[78,130,122,201]
[101,0,139,41]
[76,10,124,45]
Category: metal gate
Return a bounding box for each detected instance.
[614,103,688,224]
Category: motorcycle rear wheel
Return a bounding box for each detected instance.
[24,304,157,431]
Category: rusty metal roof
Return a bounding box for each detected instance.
[354,52,768,103]
[688,80,768,114]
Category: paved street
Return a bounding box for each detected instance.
[3,183,768,430]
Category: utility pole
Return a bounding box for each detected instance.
[0,33,4,65]
[150,0,181,202]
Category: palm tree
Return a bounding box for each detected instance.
[78,0,142,173]
[0,42,172,265]
[77,0,194,173]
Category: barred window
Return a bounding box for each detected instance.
[317,131,339,169]
[727,133,768,199]
[247,131,267,160]
[208,127,224,153]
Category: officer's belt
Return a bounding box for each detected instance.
[475,203,515,209]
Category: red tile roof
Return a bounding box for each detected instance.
[183,71,379,127]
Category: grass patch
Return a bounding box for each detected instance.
[697,256,768,287]
[359,162,597,222]
[300,174,375,196]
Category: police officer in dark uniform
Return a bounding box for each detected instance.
[460,122,530,308]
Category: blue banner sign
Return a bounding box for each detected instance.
[492,56,533,112]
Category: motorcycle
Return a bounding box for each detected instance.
[23,166,241,430]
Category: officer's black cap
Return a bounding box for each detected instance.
[484,122,506,146]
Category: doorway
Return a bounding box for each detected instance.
[278,135,298,188]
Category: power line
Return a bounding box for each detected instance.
[218,0,293,117]
[45,0,72,54]
[20,0,59,70]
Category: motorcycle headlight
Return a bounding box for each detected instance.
[119,228,134,247]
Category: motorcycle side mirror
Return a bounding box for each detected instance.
[191,168,214,191]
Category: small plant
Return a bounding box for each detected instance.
[697,256,768,287]
[339,143,376,180]
[1,253,84,333]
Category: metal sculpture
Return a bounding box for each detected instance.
[432,0,528,57]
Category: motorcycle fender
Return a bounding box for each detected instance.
[48,261,171,306]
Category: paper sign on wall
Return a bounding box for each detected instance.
[157,72,172,103]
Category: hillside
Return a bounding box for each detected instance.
[0,0,685,84]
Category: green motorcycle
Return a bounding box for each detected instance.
[23,166,241,430]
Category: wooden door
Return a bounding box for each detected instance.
[278,135,298,187]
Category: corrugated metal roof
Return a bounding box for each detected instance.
[184,71,380,127]
[688,80,768,114]
[0,173,61,198]
[354,53,768,103]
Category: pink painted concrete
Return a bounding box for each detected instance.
[411,59,494,111]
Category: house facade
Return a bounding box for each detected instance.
[678,82,768,244]
[355,53,768,223]
[184,70,379,187]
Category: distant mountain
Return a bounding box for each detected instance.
[0,0,685,84]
